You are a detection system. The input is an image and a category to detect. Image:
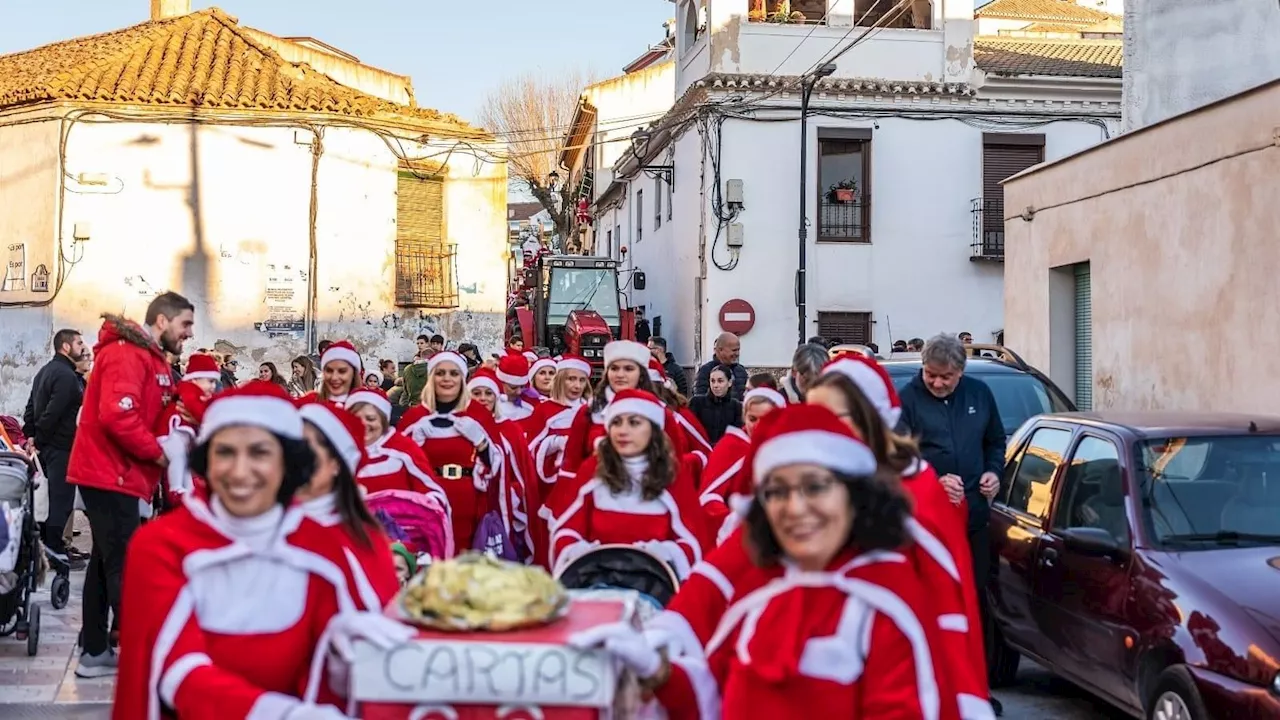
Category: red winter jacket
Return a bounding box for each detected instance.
[68,315,174,502]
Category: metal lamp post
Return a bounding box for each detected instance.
[796,63,837,346]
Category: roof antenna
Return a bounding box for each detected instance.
[1249,420,1259,433]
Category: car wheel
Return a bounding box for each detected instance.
[1148,666,1208,720]
[988,623,1021,688]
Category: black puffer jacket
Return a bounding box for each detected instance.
[22,354,83,451]
[688,393,742,446]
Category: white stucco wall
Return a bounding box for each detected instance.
[585,62,676,203]
[0,113,507,414]
[1123,0,1280,131]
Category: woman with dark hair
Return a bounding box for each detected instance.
[288,355,319,398]
[810,354,991,719]
[699,386,785,544]
[548,389,708,580]
[570,404,941,719]
[258,361,289,391]
[316,340,362,406]
[114,381,411,720]
[296,399,400,612]
[648,357,714,461]
[687,364,743,447]
[746,372,779,391]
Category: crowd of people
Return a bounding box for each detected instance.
[9,286,1009,719]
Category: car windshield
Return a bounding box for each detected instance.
[1137,435,1280,548]
[546,268,620,326]
[888,369,1071,435]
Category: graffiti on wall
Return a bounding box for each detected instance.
[2,243,26,291]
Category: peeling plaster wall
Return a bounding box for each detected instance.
[1123,0,1280,131]
[1005,82,1280,412]
[0,117,507,414]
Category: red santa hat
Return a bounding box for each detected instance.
[321,340,362,373]
[603,340,650,369]
[522,351,539,364]
[347,387,392,422]
[175,381,211,424]
[530,356,557,377]
[602,388,665,429]
[743,387,786,410]
[426,351,467,376]
[466,368,500,396]
[297,400,366,476]
[556,354,591,377]
[749,404,877,483]
[647,357,667,383]
[821,354,902,428]
[182,353,221,382]
[198,380,302,444]
[496,353,531,387]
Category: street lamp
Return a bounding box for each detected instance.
[547,170,561,192]
[796,62,837,346]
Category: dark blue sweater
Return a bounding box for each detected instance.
[897,373,1006,531]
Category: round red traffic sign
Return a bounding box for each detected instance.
[719,299,756,335]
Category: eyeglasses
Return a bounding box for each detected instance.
[757,476,838,506]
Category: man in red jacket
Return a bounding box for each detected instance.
[68,291,194,678]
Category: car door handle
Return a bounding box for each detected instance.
[1039,547,1059,568]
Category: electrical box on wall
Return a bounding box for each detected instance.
[725,179,744,205]
[727,223,744,248]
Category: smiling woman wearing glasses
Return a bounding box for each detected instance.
[570,404,955,719]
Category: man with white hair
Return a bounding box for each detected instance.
[694,332,747,401]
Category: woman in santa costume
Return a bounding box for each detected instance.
[493,352,542,428]
[699,386,786,545]
[526,354,592,502]
[547,389,709,581]
[155,353,223,511]
[529,356,557,399]
[396,351,503,551]
[467,369,544,565]
[557,340,689,486]
[570,404,942,720]
[295,399,401,612]
[648,357,714,463]
[343,387,448,504]
[115,381,412,720]
[315,340,361,406]
[809,354,991,720]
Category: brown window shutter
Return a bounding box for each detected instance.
[397,172,444,245]
[395,171,457,309]
[817,311,872,345]
[982,144,1042,237]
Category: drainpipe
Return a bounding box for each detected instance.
[795,64,836,346]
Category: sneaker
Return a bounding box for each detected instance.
[75,649,118,678]
[990,696,1004,717]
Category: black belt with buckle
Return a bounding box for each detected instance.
[438,464,473,480]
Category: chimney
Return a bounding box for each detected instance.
[150,0,191,20]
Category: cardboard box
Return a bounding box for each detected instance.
[354,598,637,720]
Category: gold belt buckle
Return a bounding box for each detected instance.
[440,464,464,480]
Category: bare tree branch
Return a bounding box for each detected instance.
[478,69,598,246]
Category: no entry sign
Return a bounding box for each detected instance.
[719,299,756,335]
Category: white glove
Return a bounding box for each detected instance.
[455,417,489,448]
[138,498,154,519]
[160,431,194,495]
[637,540,692,582]
[568,621,662,678]
[545,434,567,454]
[326,611,416,664]
[284,703,350,720]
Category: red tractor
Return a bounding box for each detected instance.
[505,254,636,378]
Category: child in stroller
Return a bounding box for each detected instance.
[0,424,57,657]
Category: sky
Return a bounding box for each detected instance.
[0,0,675,123]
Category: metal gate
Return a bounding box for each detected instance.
[1074,263,1093,410]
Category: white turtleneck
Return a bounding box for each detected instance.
[210,498,284,554]
[298,492,339,527]
[622,456,649,492]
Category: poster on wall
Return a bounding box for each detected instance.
[2,243,26,292]
[254,262,307,338]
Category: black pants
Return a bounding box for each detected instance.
[968,525,996,667]
[80,485,140,656]
[38,446,75,556]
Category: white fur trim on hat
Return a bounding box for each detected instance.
[556,357,591,376]
[743,387,785,409]
[648,367,664,382]
[823,358,902,428]
[523,351,539,363]
[347,390,391,421]
[467,375,500,396]
[753,429,876,482]
[298,404,361,475]
[182,371,221,382]
[198,395,302,443]
[321,346,361,373]
[603,397,665,429]
[427,351,467,375]
[531,358,556,375]
[603,340,651,370]
[496,367,530,386]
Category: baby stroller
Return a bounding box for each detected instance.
[0,450,47,656]
[558,544,681,615]
[365,490,454,561]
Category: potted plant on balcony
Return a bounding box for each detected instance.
[827,179,858,204]
[749,0,767,21]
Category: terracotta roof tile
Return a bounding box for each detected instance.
[1019,23,1088,33]
[976,0,1118,24]
[0,8,481,134]
[975,38,1122,78]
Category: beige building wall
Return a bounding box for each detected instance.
[1003,80,1280,412]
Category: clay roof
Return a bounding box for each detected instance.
[0,7,482,135]
[976,0,1117,24]
[975,38,1123,78]
[508,202,544,222]
[1020,22,1088,33]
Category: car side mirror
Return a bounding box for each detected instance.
[1060,526,1126,559]
[633,271,646,291]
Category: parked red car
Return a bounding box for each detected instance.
[988,412,1280,719]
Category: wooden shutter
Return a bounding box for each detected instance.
[397,172,444,246]
[395,170,457,308]
[817,311,871,344]
[1074,263,1093,410]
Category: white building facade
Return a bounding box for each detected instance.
[592,0,1121,368]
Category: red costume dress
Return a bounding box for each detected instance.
[697,425,752,545]
[397,404,502,552]
[297,493,400,614]
[526,398,584,499]
[558,399,689,483]
[114,498,355,720]
[155,381,212,510]
[547,457,710,580]
[492,415,544,565]
[357,430,448,505]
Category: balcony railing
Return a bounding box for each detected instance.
[971,197,1004,262]
[747,1,932,29]
[818,193,870,243]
